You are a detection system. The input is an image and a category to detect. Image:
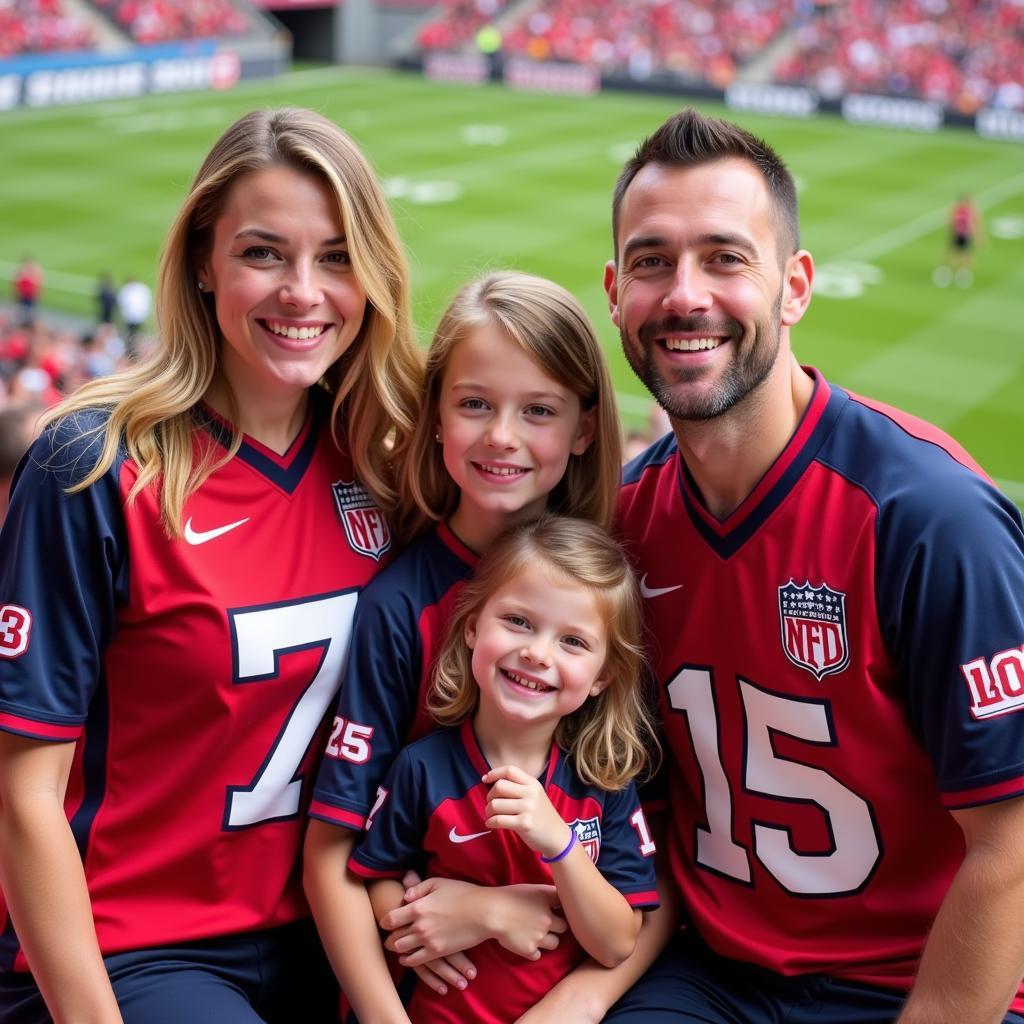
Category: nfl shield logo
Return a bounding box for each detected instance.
[332,480,392,561]
[778,579,849,681]
[569,817,601,863]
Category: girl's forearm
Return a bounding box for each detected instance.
[550,843,641,967]
[303,821,410,1024]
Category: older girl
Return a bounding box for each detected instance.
[305,271,622,1018]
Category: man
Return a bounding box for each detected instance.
[529,109,1024,1024]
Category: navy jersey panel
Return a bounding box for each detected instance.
[0,399,389,969]
[616,368,1024,1010]
[350,721,658,1023]
[0,413,128,738]
[310,522,477,830]
[819,384,1024,801]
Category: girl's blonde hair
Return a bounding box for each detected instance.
[43,107,422,538]
[430,517,657,791]
[397,271,621,541]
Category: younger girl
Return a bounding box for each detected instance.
[304,272,622,1017]
[350,516,659,1023]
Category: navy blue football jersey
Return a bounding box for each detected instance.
[618,368,1024,1010]
[0,397,388,969]
[310,522,477,830]
[350,720,658,1023]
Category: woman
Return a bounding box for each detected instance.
[0,108,422,1023]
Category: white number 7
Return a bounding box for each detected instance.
[668,667,881,895]
[225,591,358,829]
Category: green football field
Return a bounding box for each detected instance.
[3,65,1023,498]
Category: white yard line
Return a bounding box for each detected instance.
[831,172,1024,263]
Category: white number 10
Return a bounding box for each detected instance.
[667,667,881,896]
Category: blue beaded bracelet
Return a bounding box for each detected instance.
[539,827,577,863]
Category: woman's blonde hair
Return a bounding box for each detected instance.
[43,107,422,537]
[430,517,657,791]
[397,271,621,541]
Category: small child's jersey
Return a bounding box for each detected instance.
[617,368,1024,1010]
[350,720,659,1024]
[310,522,477,831]
[0,397,390,970]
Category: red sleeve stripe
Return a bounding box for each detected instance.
[0,712,81,742]
[942,774,1024,809]
[347,860,403,880]
[307,800,366,830]
[625,890,660,908]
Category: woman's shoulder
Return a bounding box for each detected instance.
[34,407,121,489]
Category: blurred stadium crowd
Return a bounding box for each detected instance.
[0,269,143,521]
[2,0,1021,110]
[0,0,248,54]
[420,0,1024,112]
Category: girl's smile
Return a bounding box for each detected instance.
[439,324,595,551]
[466,561,609,731]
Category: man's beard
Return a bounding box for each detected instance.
[621,290,783,422]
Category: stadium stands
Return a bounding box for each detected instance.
[775,0,1024,113]
[0,0,95,57]
[497,0,794,85]
[414,0,1022,111]
[90,0,249,44]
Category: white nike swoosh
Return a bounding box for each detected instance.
[449,827,491,844]
[639,574,683,599]
[184,516,251,546]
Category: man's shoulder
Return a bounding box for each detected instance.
[827,387,995,503]
[822,384,1016,534]
[621,431,678,488]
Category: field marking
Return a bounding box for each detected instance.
[832,171,1024,263]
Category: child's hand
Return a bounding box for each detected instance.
[483,765,573,859]
[410,954,476,997]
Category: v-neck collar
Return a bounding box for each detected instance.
[459,719,561,788]
[193,398,323,495]
[676,369,848,559]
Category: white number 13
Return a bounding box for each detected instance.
[668,667,881,896]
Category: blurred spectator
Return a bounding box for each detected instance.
[623,402,672,463]
[12,257,42,327]
[81,330,119,380]
[96,272,118,326]
[117,275,152,357]
[0,403,41,525]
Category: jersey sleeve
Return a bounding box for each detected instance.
[595,781,659,909]
[348,746,425,879]
[310,578,422,830]
[0,418,128,741]
[877,469,1024,806]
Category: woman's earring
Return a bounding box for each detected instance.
[435,432,442,443]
